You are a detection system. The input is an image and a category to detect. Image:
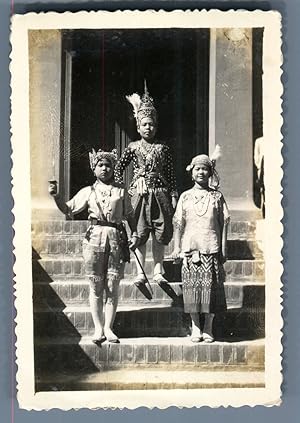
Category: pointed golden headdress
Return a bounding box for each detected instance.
[126,80,157,126]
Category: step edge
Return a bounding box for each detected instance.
[34,336,265,346]
[34,280,265,286]
[33,257,266,263]
[33,304,266,313]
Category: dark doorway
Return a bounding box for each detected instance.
[61,28,210,215]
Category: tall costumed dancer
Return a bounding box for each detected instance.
[115,82,178,286]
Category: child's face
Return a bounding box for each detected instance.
[192,164,211,185]
[94,158,114,183]
[137,117,157,141]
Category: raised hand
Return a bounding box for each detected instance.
[48,180,58,196]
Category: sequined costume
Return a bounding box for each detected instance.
[173,186,230,313]
[114,139,177,245]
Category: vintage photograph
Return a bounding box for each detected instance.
[11,10,282,409]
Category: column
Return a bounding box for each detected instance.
[29,30,63,220]
[210,28,257,217]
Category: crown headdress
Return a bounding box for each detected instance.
[89,148,118,171]
[126,80,157,125]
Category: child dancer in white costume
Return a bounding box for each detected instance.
[49,149,139,344]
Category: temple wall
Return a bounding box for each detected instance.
[210,28,255,213]
[29,28,256,218]
[29,30,63,219]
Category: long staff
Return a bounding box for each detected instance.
[132,249,153,296]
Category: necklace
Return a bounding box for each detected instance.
[94,181,112,218]
[193,188,210,217]
[138,140,156,172]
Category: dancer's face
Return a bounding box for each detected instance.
[94,158,114,183]
[192,164,211,186]
[138,117,157,142]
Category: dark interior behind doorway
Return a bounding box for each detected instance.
[61,28,210,211]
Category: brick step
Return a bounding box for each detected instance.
[32,258,265,282]
[34,275,264,285]
[34,307,265,339]
[32,219,263,238]
[36,368,265,391]
[34,337,265,377]
[32,237,264,260]
[33,280,265,310]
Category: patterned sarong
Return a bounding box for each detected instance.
[181,253,227,313]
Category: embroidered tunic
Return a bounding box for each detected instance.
[66,181,134,258]
[173,186,230,314]
[66,181,134,223]
[114,140,177,245]
[114,140,177,195]
[173,187,230,254]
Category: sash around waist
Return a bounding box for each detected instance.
[89,218,123,230]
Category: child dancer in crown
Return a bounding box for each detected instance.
[171,148,229,343]
[115,83,178,286]
[49,149,139,344]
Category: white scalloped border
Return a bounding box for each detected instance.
[10,9,283,410]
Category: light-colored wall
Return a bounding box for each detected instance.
[30,28,255,220]
[211,28,254,212]
[29,30,63,219]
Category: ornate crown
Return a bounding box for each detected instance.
[126,80,157,125]
[89,148,118,171]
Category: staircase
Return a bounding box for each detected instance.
[32,219,265,391]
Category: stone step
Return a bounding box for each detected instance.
[33,307,265,339]
[32,257,265,282]
[32,219,263,238]
[34,337,265,378]
[32,237,264,260]
[33,280,265,310]
[36,368,265,391]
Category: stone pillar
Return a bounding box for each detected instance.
[210,28,257,218]
[29,30,64,220]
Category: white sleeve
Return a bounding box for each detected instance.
[66,186,91,217]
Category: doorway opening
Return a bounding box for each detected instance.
[61,28,210,217]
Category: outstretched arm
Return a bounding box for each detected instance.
[48,181,89,218]
[48,181,70,216]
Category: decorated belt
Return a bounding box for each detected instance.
[128,186,168,196]
[89,219,122,230]
[147,187,168,192]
